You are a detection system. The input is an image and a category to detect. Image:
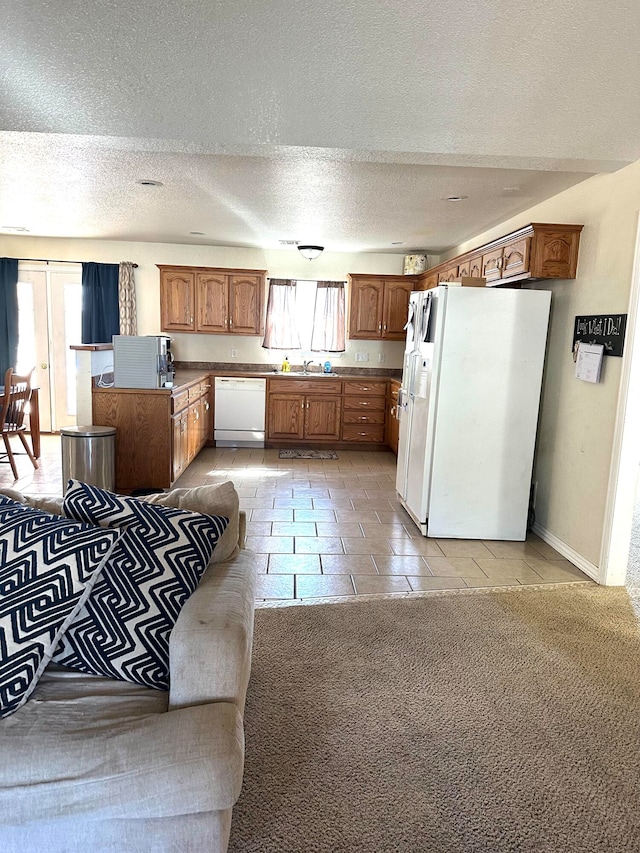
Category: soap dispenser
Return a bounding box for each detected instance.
[282,354,290,373]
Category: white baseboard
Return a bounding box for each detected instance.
[532,522,601,584]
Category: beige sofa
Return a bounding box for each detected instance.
[0,482,257,853]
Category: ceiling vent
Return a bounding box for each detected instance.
[279,240,300,246]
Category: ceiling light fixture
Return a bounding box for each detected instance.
[298,245,324,260]
[137,179,164,187]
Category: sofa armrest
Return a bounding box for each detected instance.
[168,550,257,713]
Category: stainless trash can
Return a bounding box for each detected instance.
[61,425,116,494]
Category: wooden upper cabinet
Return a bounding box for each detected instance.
[160,270,196,331]
[382,280,414,339]
[502,236,530,279]
[229,274,263,335]
[348,275,416,340]
[438,265,459,283]
[158,266,265,335]
[349,278,384,338]
[197,272,228,332]
[417,223,583,289]
[468,255,483,278]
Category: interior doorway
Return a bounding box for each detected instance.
[15,262,81,432]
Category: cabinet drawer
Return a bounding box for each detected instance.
[342,424,385,442]
[343,409,385,425]
[172,389,190,413]
[343,396,386,412]
[269,378,342,394]
[343,380,387,396]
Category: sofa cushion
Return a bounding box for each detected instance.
[53,481,229,690]
[144,481,240,562]
[0,497,120,718]
[0,664,244,822]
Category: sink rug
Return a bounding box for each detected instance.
[279,449,338,459]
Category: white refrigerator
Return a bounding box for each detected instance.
[395,285,552,541]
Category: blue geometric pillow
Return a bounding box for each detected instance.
[0,497,121,718]
[53,480,229,690]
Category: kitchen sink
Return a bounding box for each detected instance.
[272,371,339,377]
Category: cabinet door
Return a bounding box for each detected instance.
[349,279,383,339]
[202,388,213,444]
[197,273,228,332]
[482,249,503,283]
[502,237,530,279]
[468,255,483,278]
[161,271,196,331]
[382,281,414,340]
[438,265,459,283]
[304,396,342,441]
[420,273,438,290]
[229,275,263,335]
[171,412,188,481]
[268,394,305,439]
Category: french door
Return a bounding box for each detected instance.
[16,262,82,432]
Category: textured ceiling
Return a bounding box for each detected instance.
[1,0,639,253]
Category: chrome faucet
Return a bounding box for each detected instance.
[302,359,313,374]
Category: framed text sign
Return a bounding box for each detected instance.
[573,314,627,357]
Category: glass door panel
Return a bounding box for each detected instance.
[16,263,82,432]
[16,269,52,432]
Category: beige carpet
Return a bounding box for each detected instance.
[229,587,640,852]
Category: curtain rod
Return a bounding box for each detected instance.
[16,258,138,267]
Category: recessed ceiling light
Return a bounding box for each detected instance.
[137,179,164,187]
[1,225,29,232]
[444,195,468,202]
[391,241,405,246]
[190,231,205,236]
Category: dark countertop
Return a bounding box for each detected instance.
[174,361,402,381]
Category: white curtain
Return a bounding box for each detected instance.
[118,261,137,335]
[311,281,346,352]
[262,279,300,350]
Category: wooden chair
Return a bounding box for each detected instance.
[0,368,39,480]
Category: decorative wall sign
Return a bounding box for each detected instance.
[573,314,627,357]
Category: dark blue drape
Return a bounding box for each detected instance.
[0,257,19,378]
[81,262,120,343]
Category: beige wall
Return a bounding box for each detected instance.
[0,237,410,370]
[447,161,640,569]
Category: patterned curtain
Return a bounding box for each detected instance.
[311,281,346,352]
[118,261,137,335]
[262,279,301,350]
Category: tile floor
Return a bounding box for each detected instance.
[1,436,594,604]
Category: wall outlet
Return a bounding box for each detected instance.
[231,348,238,358]
[355,352,369,362]
[378,352,385,363]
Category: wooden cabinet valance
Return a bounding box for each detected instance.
[158,265,266,335]
[418,223,583,290]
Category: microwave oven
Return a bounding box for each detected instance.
[113,335,174,389]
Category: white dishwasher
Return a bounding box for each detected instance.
[214,377,267,447]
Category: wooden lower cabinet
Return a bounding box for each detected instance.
[93,374,212,492]
[341,380,386,444]
[386,381,401,454]
[267,389,341,441]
